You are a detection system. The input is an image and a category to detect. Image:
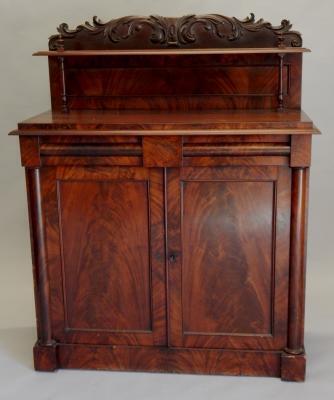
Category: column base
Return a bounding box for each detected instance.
[281,350,306,382]
[33,341,58,372]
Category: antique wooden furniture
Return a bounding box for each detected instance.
[10,14,319,381]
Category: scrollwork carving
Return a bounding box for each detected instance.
[48,13,303,50]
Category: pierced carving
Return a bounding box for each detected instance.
[49,13,303,50]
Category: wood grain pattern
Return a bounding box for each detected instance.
[167,166,291,349]
[47,14,302,50]
[55,343,281,377]
[287,168,309,354]
[182,180,274,336]
[143,136,182,167]
[55,53,298,111]
[42,156,142,167]
[290,135,312,167]
[15,109,314,133]
[183,143,290,156]
[65,65,288,96]
[281,351,306,381]
[32,341,307,381]
[33,342,57,371]
[58,180,151,332]
[11,14,317,380]
[25,169,53,345]
[182,155,290,167]
[41,166,166,346]
[19,136,40,167]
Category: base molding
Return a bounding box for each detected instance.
[34,342,306,382]
[33,342,306,380]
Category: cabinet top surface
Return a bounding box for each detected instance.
[12,109,318,136]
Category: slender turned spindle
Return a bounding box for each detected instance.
[59,56,68,113]
[287,168,308,354]
[26,169,53,345]
[278,53,285,109]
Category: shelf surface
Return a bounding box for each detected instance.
[11,109,318,136]
[34,48,311,57]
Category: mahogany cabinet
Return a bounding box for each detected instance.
[10,14,319,381]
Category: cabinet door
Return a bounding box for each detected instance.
[167,166,291,349]
[42,166,166,346]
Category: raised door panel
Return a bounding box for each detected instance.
[59,180,150,332]
[42,166,166,346]
[167,166,291,349]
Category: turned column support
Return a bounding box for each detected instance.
[286,167,309,355]
[25,168,53,346]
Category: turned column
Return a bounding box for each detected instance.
[286,167,308,354]
[286,135,312,355]
[19,137,54,347]
[25,168,53,346]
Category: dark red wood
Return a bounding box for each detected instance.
[41,166,167,346]
[143,136,182,167]
[167,166,291,349]
[287,168,309,356]
[13,109,315,135]
[10,13,318,381]
[48,14,302,51]
[49,53,302,111]
[281,351,306,381]
[56,343,282,377]
[19,136,40,167]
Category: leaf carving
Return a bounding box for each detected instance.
[48,14,303,50]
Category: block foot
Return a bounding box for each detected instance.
[281,351,306,382]
[33,341,58,372]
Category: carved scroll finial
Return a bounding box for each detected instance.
[48,14,303,50]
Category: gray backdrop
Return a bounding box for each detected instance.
[0,0,333,399]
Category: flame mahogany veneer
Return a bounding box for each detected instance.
[10,13,319,381]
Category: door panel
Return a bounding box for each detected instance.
[167,166,291,349]
[59,180,151,332]
[42,166,166,346]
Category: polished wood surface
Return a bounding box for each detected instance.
[44,53,303,111]
[42,167,166,346]
[14,109,315,134]
[25,169,53,345]
[167,166,290,349]
[47,14,303,51]
[11,12,318,381]
[57,344,282,376]
[287,168,309,354]
[35,48,311,56]
[59,180,151,332]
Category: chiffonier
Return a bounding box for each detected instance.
[10,14,319,381]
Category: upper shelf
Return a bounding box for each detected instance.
[46,14,306,52]
[34,48,310,56]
